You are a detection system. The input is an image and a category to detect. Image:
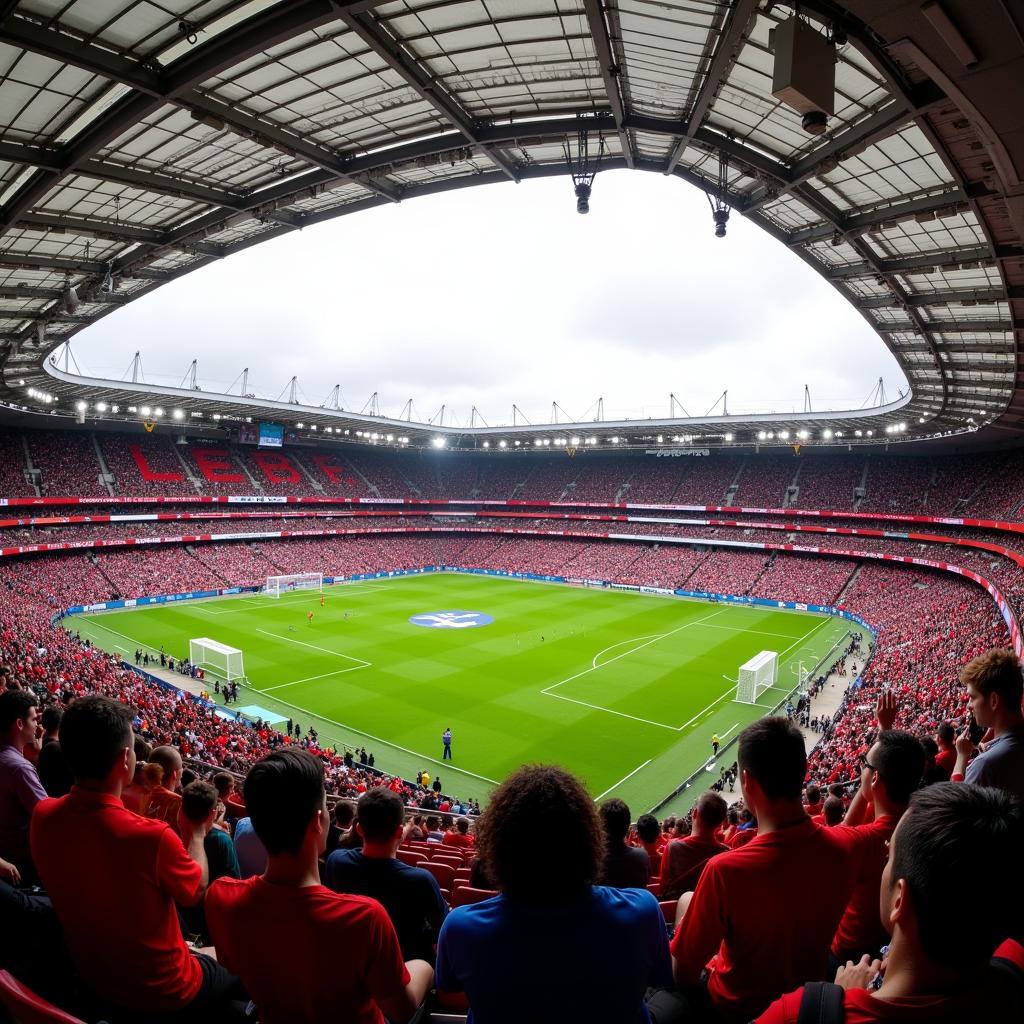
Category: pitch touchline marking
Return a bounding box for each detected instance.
[595,759,653,801]
[255,628,371,668]
[720,722,740,740]
[239,688,499,785]
[591,635,665,669]
[258,664,367,692]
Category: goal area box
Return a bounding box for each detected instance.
[189,637,245,682]
[265,573,322,598]
[735,650,778,704]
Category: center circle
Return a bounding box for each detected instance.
[409,610,494,629]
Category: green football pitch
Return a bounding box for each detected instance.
[68,573,854,813]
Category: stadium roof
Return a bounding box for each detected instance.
[0,0,1021,450]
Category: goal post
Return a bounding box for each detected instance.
[735,650,778,704]
[265,572,323,598]
[189,637,245,682]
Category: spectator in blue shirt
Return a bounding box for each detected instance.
[436,765,672,1023]
[954,648,1024,799]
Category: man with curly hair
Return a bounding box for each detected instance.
[435,764,672,1022]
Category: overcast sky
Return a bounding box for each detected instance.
[68,169,906,427]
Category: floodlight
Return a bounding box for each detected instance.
[543,439,551,446]
[154,408,164,417]
[534,439,543,447]
[797,429,808,440]
[432,437,446,448]
[757,431,767,440]
[172,407,183,419]
[779,430,790,440]
[499,440,507,448]
[386,434,393,442]
[570,436,580,446]
[96,402,108,412]
[575,181,591,214]
[482,441,490,448]
[822,428,833,439]
[724,433,734,442]
[140,405,151,416]
[76,400,87,412]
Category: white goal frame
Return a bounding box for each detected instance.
[265,572,323,598]
[189,637,245,682]
[735,650,778,704]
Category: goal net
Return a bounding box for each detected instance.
[189,637,245,682]
[265,572,323,598]
[735,650,778,704]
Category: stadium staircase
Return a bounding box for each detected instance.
[342,457,379,496]
[185,545,231,585]
[746,553,774,595]
[170,443,203,493]
[853,461,869,510]
[292,449,325,493]
[91,434,116,498]
[18,432,40,496]
[667,461,693,502]
[834,563,863,606]
[232,451,264,492]
[724,458,745,504]
[784,461,803,508]
[87,553,120,597]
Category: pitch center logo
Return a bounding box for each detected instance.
[409,610,493,629]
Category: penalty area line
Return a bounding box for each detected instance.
[257,664,368,693]
[545,691,679,731]
[256,628,371,668]
[595,759,652,801]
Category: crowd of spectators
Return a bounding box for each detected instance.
[1,465,1023,1022]
[28,430,109,498]
[98,434,198,496]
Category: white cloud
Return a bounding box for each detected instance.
[73,169,906,424]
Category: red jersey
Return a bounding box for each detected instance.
[728,827,758,849]
[442,831,475,849]
[756,981,1022,1023]
[934,747,956,778]
[671,818,861,1023]
[206,876,410,1024]
[30,788,203,1013]
[660,836,729,899]
[146,785,182,827]
[830,815,898,959]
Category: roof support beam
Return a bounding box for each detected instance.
[0,284,130,304]
[787,190,969,245]
[664,0,759,174]
[857,287,1009,309]
[0,1,373,232]
[827,245,994,278]
[334,7,520,182]
[582,0,633,168]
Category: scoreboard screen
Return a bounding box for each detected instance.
[258,422,284,448]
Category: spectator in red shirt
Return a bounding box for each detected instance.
[830,729,926,966]
[756,783,1024,1023]
[30,695,244,1018]
[441,816,476,850]
[146,744,184,826]
[635,813,665,877]
[660,792,728,902]
[803,783,823,818]
[820,796,846,826]
[213,770,248,821]
[655,717,861,1024]
[933,722,956,779]
[205,748,432,1024]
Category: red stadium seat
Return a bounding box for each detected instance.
[659,900,677,924]
[0,971,88,1024]
[430,854,463,870]
[451,886,498,908]
[397,849,428,867]
[647,881,662,897]
[424,862,456,891]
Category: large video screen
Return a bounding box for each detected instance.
[258,422,284,448]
